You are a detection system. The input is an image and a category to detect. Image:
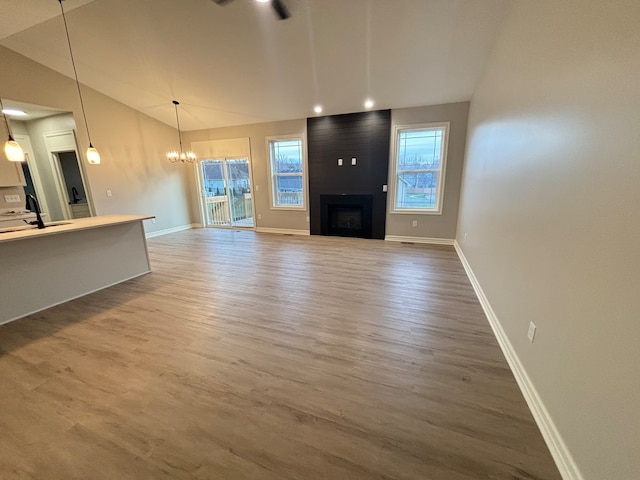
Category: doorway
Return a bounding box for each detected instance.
[43,130,92,220]
[199,158,254,228]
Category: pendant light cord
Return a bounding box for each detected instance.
[173,100,184,153]
[58,0,93,145]
[0,97,14,139]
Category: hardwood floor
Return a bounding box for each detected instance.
[0,229,561,480]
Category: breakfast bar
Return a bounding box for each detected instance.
[0,214,153,325]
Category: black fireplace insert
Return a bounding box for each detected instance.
[320,195,373,238]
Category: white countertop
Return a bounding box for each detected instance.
[0,214,154,243]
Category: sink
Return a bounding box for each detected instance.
[0,221,72,234]
[0,225,36,233]
[45,222,72,227]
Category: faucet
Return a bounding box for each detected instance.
[25,194,46,229]
[71,186,80,204]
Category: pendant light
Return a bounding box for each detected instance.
[58,0,100,165]
[0,98,25,162]
[167,100,196,163]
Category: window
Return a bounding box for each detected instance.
[391,123,449,214]
[267,135,306,209]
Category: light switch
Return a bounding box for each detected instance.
[382,184,388,192]
[351,157,357,166]
[106,189,112,197]
[4,194,21,203]
[337,158,343,166]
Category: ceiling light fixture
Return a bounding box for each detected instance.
[1,109,27,117]
[58,0,100,165]
[364,99,375,109]
[314,105,323,114]
[167,100,196,164]
[0,98,25,163]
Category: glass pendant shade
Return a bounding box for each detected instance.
[86,143,101,164]
[4,136,25,162]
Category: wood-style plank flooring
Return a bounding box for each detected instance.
[0,229,561,480]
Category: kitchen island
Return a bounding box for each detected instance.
[0,214,154,325]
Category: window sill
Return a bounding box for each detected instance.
[270,205,307,211]
[390,209,443,215]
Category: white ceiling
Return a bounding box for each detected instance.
[0,0,510,131]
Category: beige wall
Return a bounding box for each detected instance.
[386,102,469,239]
[457,2,640,479]
[0,186,24,211]
[0,46,193,234]
[184,119,308,231]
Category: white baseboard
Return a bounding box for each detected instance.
[145,224,194,239]
[255,227,310,236]
[453,241,583,480]
[385,235,455,245]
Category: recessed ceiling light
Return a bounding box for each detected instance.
[2,109,27,117]
[256,0,269,3]
[364,99,374,109]
[314,105,323,114]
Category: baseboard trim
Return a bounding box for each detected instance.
[453,241,583,480]
[145,224,194,239]
[255,227,310,236]
[385,235,455,245]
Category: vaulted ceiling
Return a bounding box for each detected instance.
[0,0,509,130]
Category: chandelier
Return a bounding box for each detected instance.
[167,100,196,163]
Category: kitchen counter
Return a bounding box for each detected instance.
[0,214,153,242]
[0,214,155,325]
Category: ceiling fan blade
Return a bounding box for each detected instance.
[271,0,291,20]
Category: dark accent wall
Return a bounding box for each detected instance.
[307,110,391,239]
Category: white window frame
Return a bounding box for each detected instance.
[266,134,307,210]
[390,122,449,215]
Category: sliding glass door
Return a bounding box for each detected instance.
[200,158,254,228]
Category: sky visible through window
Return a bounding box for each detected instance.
[396,128,445,210]
[271,139,304,206]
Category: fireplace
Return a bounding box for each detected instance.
[320,195,373,238]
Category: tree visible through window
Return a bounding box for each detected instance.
[268,137,306,208]
[393,123,448,213]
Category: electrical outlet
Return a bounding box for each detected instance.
[255,185,260,191]
[4,194,21,203]
[528,322,537,343]
[258,214,262,220]
[412,220,418,227]
[106,189,112,197]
